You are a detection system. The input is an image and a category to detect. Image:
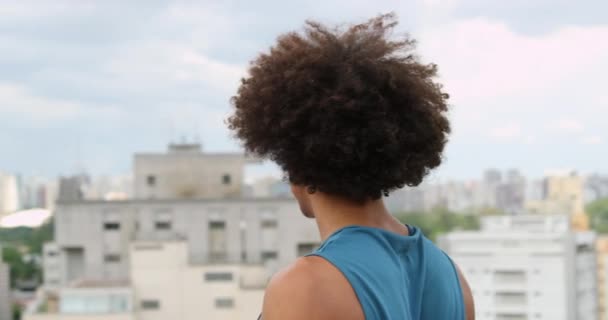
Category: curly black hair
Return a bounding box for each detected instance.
[228,13,450,203]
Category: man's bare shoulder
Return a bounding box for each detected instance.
[261,256,364,320]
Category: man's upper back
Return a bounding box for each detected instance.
[263,225,473,320]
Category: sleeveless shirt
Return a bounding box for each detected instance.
[306,225,465,320]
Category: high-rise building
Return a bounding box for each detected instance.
[585,174,608,203]
[494,169,526,215]
[0,171,20,216]
[525,172,589,230]
[439,215,597,320]
[597,237,608,320]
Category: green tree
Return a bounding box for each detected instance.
[588,198,608,233]
[396,209,480,242]
[0,219,53,287]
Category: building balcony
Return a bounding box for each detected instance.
[24,281,134,320]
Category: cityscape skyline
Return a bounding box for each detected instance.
[1,1,607,178]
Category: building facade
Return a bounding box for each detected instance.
[133,143,253,199]
[130,241,265,320]
[28,242,267,320]
[439,215,597,320]
[0,249,11,320]
[45,198,318,287]
[598,237,608,320]
[0,171,19,216]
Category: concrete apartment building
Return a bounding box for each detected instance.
[28,241,266,320]
[439,215,597,320]
[598,237,608,320]
[0,246,11,320]
[129,241,265,320]
[37,143,318,319]
[44,197,318,287]
[134,142,253,200]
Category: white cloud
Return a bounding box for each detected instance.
[104,43,245,96]
[420,19,608,104]
[582,135,603,145]
[0,83,81,120]
[0,82,122,123]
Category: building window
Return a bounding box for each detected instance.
[494,270,526,284]
[146,175,156,186]
[215,298,234,309]
[104,222,120,230]
[141,300,160,310]
[104,254,121,263]
[222,174,231,185]
[155,221,171,230]
[297,243,319,257]
[494,292,527,306]
[204,272,233,282]
[261,251,278,262]
[154,209,172,231]
[261,220,278,228]
[47,251,58,257]
[209,221,227,262]
[134,244,163,251]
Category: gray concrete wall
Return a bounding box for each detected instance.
[51,199,319,285]
[133,152,246,200]
[0,261,11,320]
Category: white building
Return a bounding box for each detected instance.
[25,281,134,320]
[439,215,597,320]
[28,242,266,320]
[0,171,20,215]
[0,247,11,320]
[130,241,265,320]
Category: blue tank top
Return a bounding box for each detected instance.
[308,225,465,320]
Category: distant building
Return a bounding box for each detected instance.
[25,280,134,320]
[525,172,589,230]
[0,171,20,216]
[598,237,608,320]
[0,246,11,320]
[45,198,318,287]
[43,143,318,289]
[439,215,597,320]
[483,169,503,186]
[134,143,255,199]
[585,174,608,203]
[83,175,133,201]
[495,170,526,215]
[57,175,88,203]
[130,241,264,320]
[28,242,267,320]
[384,187,426,213]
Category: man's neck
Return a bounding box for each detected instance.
[309,193,407,241]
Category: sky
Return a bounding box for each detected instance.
[0,0,607,180]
